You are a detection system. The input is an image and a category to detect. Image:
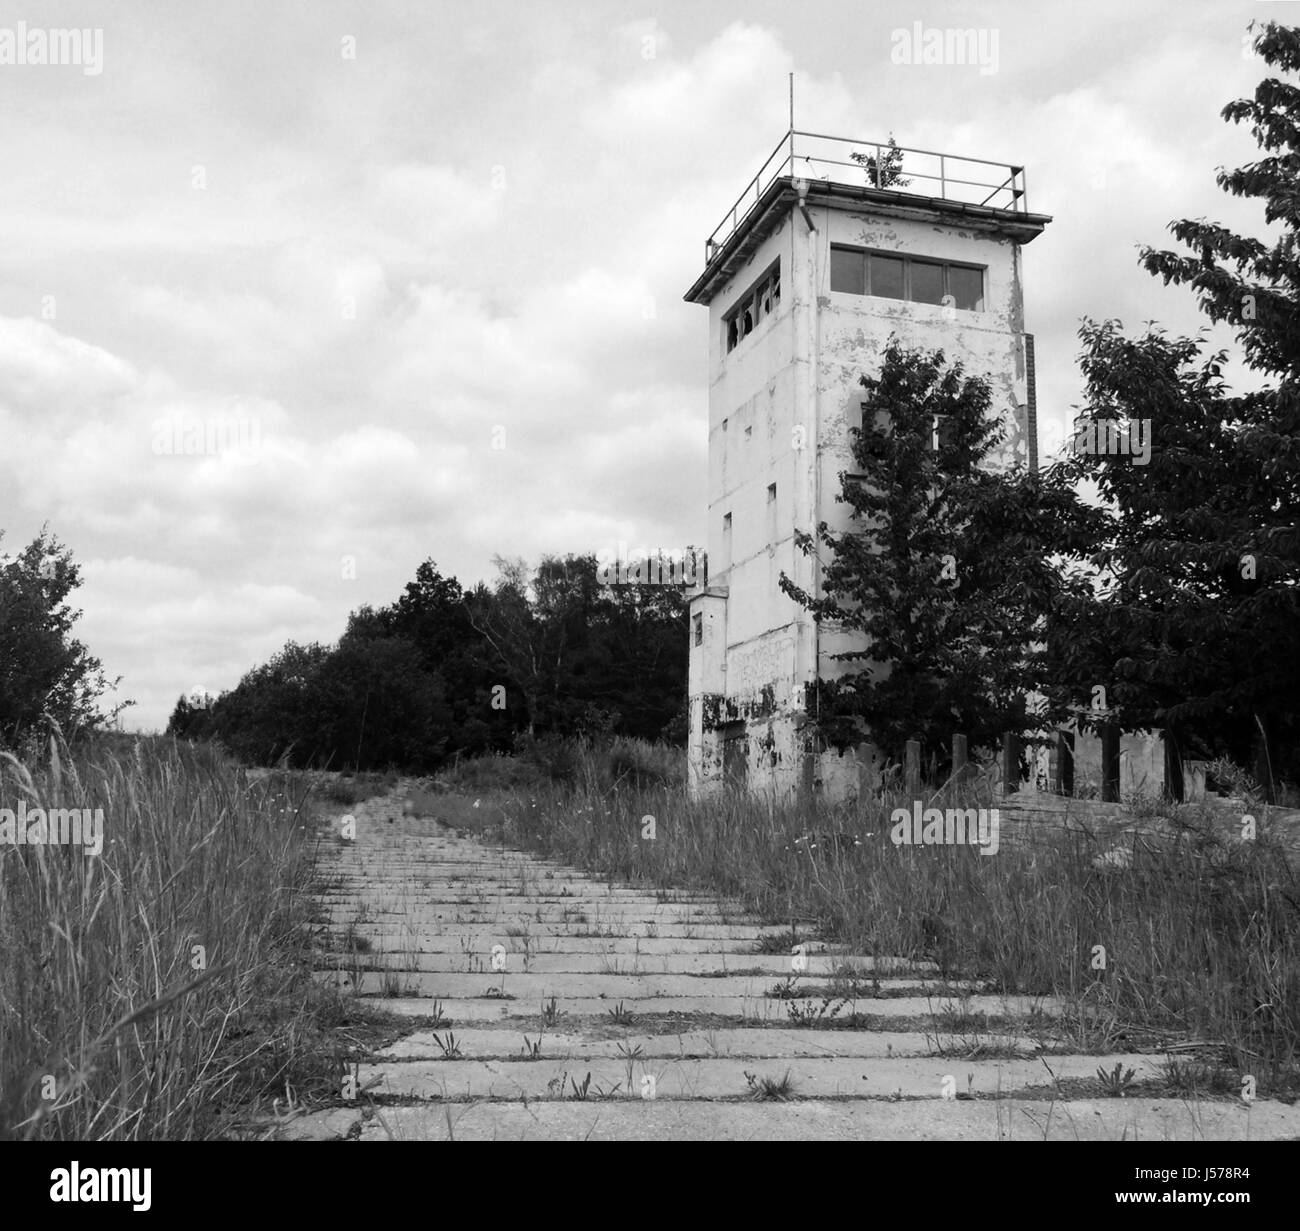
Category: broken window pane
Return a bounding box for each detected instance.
[910,260,944,305]
[949,265,984,311]
[868,254,905,300]
[831,247,865,294]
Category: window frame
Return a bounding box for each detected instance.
[829,244,986,312]
[724,260,782,353]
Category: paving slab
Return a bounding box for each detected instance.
[346,991,1059,1023]
[373,1027,1044,1061]
[357,1053,1168,1101]
[312,969,980,1000]
[318,951,928,976]
[316,932,839,957]
[358,1097,1300,1142]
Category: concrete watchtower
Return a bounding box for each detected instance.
[683,128,1051,800]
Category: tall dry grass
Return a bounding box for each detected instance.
[453,738,1300,1092]
[0,733,336,1139]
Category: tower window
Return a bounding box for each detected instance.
[948,265,984,311]
[831,247,864,295]
[724,261,781,352]
[868,254,905,300]
[693,614,703,646]
[910,261,945,305]
[830,245,984,311]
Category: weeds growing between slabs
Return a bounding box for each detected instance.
[0,734,372,1140]
[449,738,1300,1097]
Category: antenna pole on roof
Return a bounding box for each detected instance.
[789,71,794,132]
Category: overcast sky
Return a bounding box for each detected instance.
[0,0,1283,731]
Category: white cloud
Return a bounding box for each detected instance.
[0,3,1275,729]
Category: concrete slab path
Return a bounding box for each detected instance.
[283,784,1300,1142]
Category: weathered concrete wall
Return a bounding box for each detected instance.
[1072,728,1166,798]
[690,207,817,798]
[814,205,1032,551]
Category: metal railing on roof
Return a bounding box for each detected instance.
[704,129,1028,264]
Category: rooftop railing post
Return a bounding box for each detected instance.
[939,154,946,201]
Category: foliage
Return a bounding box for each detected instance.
[1044,21,1300,792]
[780,339,1097,768]
[169,554,689,771]
[850,135,911,189]
[0,527,127,745]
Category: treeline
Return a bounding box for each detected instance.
[165,555,690,771]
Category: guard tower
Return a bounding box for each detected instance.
[684,129,1051,799]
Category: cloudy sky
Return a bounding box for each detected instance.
[0,0,1281,731]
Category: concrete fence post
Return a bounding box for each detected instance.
[1001,732,1021,797]
[1100,725,1121,803]
[904,739,921,797]
[951,733,968,792]
[1053,728,1075,797]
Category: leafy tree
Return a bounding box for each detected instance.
[466,553,688,742]
[0,528,127,744]
[589,561,692,742]
[196,641,331,765]
[851,136,910,189]
[1045,21,1300,794]
[307,632,450,770]
[1043,322,1277,777]
[465,556,551,737]
[357,560,514,756]
[781,340,1098,771]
